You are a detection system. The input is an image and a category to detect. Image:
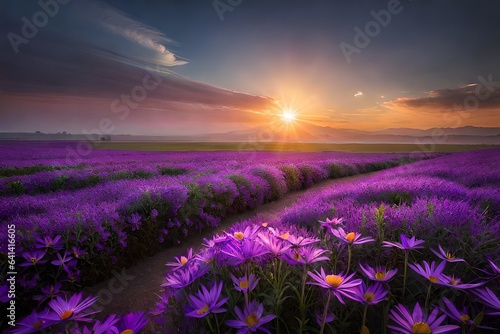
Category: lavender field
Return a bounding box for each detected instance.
[1,142,500,333]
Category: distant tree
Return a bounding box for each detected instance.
[100,135,111,141]
[35,131,42,134]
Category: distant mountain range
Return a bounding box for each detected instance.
[1,125,500,144]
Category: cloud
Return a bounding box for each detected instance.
[384,81,500,112]
[87,1,187,66]
[354,91,363,97]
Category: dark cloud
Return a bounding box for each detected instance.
[384,80,500,112]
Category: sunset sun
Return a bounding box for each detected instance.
[281,109,297,123]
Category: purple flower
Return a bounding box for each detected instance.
[408,260,446,284]
[51,251,75,267]
[42,292,98,322]
[319,217,344,233]
[150,208,159,220]
[114,312,149,333]
[162,264,207,290]
[226,301,276,334]
[440,297,474,326]
[330,227,374,245]
[431,244,466,263]
[383,234,425,251]
[437,274,485,290]
[271,228,319,248]
[352,282,388,305]
[228,224,260,242]
[389,303,460,334]
[257,232,290,257]
[185,281,228,318]
[359,263,398,282]
[126,212,142,231]
[486,258,500,275]
[281,245,330,266]
[474,287,500,315]
[202,233,229,249]
[221,238,269,266]
[33,283,63,303]
[6,309,53,334]
[20,250,47,267]
[71,246,87,259]
[166,248,194,271]
[35,235,64,251]
[231,273,260,294]
[307,267,362,304]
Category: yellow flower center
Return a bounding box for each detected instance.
[197,304,210,315]
[234,232,244,241]
[375,272,386,280]
[460,314,470,323]
[411,322,431,334]
[180,256,188,265]
[346,232,356,243]
[428,275,438,283]
[293,252,301,261]
[262,222,268,227]
[446,252,455,260]
[363,292,375,303]
[280,232,290,240]
[448,275,460,285]
[244,313,258,327]
[60,310,73,320]
[325,275,343,288]
[33,321,43,329]
[31,257,37,264]
[121,330,134,334]
[239,280,249,289]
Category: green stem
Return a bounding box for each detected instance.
[320,291,332,334]
[347,244,352,273]
[425,282,432,309]
[402,250,409,301]
[206,314,215,333]
[361,304,368,331]
[299,264,308,333]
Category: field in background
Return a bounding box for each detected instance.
[92,141,500,152]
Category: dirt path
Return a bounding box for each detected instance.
[85,171,377,316]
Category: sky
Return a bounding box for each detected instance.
[1,0,500,136]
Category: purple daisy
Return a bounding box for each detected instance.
[383,234,425,251]
[389,303,459,333]
[352,282,388,305]
[231,273,260,294]
[166,248,195,271]
[474,287,500,315]
[330,227,375,245]
[226,301,276,334]
[185,281,228,318]
[257,232,290,257]
[431,245,466,263]
[307,267,362,304]
[114,312,149,333]
[20,250,47,267]
[6,309,53,334]
[42,292,98,322]
[408,260,446,284]
[437,274,485,290]
[35,235,64,251]
[281,245,330,266]
[359,263,398,282]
